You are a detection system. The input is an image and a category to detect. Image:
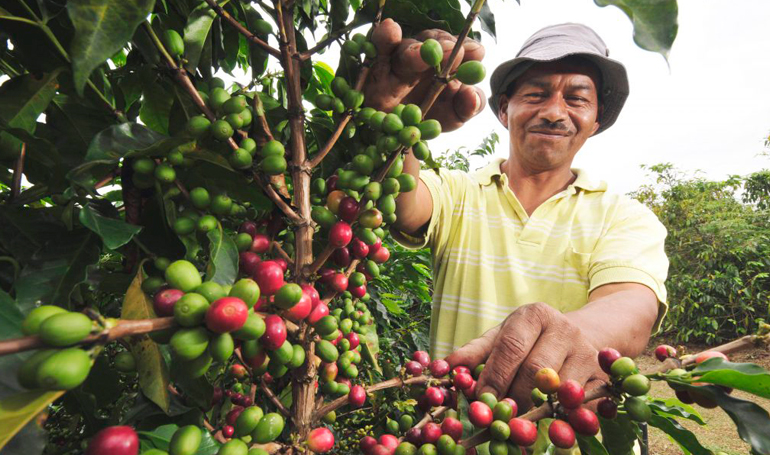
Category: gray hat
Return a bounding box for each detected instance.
[488,23,629,135]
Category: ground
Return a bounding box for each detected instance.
[639,339,770,455]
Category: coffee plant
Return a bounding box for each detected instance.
[1,0,769,454]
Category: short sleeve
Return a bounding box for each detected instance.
[390,169,460,256]
[588,199,670,333]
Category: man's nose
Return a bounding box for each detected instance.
[538,94,568,124]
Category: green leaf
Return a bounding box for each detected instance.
[84,122,167,162]
[15,229,100,312]
[0,289,23,339]
[690,358,770,399]
[356,0,465,35]
[184,3,217,73]
[680,383,770,454]
[599,414,638,455]
[576,435,609,455]
[67,0,155,94]
[78,204,142,250]
[649,398,705,425]
[121,268,171,413]
[139,73,175,135]
[205,226,238,286]
[0,390,65,451]
[647,414,710,455]
[593,0,678,61]
[0,70,60,161]
[138,423,220,454]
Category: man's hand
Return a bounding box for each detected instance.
[445,302,606,410]
[366,18,487,132]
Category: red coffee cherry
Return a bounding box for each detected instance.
[429,359,450,377]
[453,372,473,390]
[205,297,248,333]
[421,422,442,444]
[548,419,576,449]
[222,425,235,438]
[86,426,139,455]
[425,386,445,407]
[412,351,431,367]
[597,398,618,419]
[153,288,184,317]
[695,351,728,364]
[654,344,677,362]
[567,407,600,436]
[260,314,287,350]
[557,379,585,409]
[508,418,538,447]
[598,347,622,375]
[349,385,366,407]
[441,417,463,441]
[405,360,423,376]
[359,436,377,455]
[468,401,493,428]
[307,427,335,453]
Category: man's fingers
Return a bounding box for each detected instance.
[582,378,606,413]
[392,39,431,80]
[504,330,567,408]
[556,348,599,385]
[445,325,501,369]
[475,310,543,399]
[371,18,402,56]
[462,39,485,63]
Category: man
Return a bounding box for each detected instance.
[365,22,669,410]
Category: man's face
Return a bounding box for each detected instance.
[498,60,602,172]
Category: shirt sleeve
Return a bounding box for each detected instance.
[588,198,670,333]
[390,168,459,257]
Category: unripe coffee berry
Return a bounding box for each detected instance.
[610,357,637,378]
[534,367,560,394]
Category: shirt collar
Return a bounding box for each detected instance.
[472,156,607,192]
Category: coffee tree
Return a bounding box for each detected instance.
[1,0,769,454]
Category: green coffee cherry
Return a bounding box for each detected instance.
[38,312,93,347]
[36,347,92,390]
[21,306,66,336]
[169,425,202,455]
[455,61,486,85]
[420,39,443,67]
[163,30,185,57]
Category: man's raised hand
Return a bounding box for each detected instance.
[366,19,487,132]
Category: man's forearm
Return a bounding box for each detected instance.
[565,285,660,358]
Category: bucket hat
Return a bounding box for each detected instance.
[488,23,629,135]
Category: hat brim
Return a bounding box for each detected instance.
[488,53,629,136]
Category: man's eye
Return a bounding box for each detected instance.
[525,93,545,98]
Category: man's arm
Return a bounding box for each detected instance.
[446,283,659,408]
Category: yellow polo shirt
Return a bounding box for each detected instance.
[392,157,669,358]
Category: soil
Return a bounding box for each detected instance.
[638,338,770,455]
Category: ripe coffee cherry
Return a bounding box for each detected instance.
[655,344,677,361]
[345,332,360,349]
[379,434,399,452]
[508,418,538,447]
[284,292,312,322]
[421,422,442,444]
[239,252,261,276]
[239,221,258,237]
[350,284,366,299]
[453,372,473,390]
[534,367,561,394]
[253,261,285,296]
[301,284,321,308]
[405,427,422,445]
[598,347,622,375]
[351,238,370,259]
[86,426,139,455]
[567,407,600,436]
[205,297,248,333]
[597,398,618,419]
[331,273,349,292]
[360,436,378,455]
[338,197,360,223]
[557,379,585,409]
[469,401,493,428]
[548,419,576,449]
[412,351,431,367]
[441,417,463,441]
[405,360,423,376]
[260,315,287,350]
[330,221,353,247]
[222,425,235,438]
[307,303,330,325]
[230,364,247,379]
[250,233,270,254]
[695,351,728,364]
[429,359,450,377]
[273,258,289,273]
[370,245,390,263]
[370,445,391,455]
[307,427,335,453]
[333,247,352,267]
[453,365,471,376]
[349,384,366,407]
[153,288,184,317]
[425,386,444,407]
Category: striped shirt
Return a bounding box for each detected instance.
[392,157,669,358]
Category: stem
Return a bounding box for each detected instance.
[255,173,303,223]
[299,22,357,61]
[10,143,26,200]
[305,243,335,277]
[202,0,282,59]
[681,334,769,366]
[459,385,611,449]
[0,317,175,356]
[261,377,292,417]
[311,375,451,422]
[271,241,294,266]
[419,0,486,115]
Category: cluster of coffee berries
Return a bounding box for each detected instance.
[342,33,378,61]
[661,347,730,409]
[17,306,99,391]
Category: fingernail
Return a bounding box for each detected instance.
[474,92,482,113]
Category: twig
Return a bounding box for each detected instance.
[312,375,451,422]
[261,377,292,417]
[255,173,303,223]
[305,243,336,277]
[202,0,281,59]
[459,385,611,449]
[0,317,175,356]
[681,334,769,366]
[252,94,275,142]
[299,22,357,60]
[271,241,294,266]
[10,143,26,200]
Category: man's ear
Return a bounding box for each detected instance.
[497,94,510,127]
[590,104,604,136]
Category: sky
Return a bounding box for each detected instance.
[427,0,770,195]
